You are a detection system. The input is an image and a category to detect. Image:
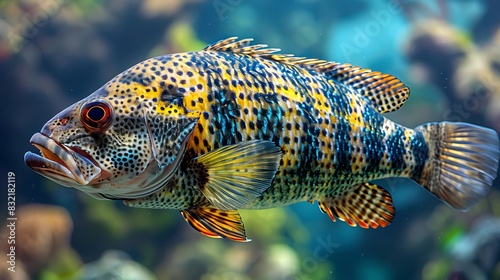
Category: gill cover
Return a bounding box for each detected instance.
[144,110,198,168]
[99,109,199,200]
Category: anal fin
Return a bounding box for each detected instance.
[318,182,395,229]
[180,206,250,242]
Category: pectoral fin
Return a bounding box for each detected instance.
[180,207,250,242]
[318,182,395,228]
[194,140,282,211]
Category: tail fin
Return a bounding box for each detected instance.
[414,122,499,211]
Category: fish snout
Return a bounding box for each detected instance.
[40,105,78,138]
[41,123,52,137]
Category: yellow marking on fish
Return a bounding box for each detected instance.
[347,95,364,132]
[404,129,415,141]
[382,119,396,141]
[281,85,304,102]
[313,92,330,114]
[135,83,160,100]
[400,129,418,176]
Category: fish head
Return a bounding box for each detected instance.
[24,59,200,199]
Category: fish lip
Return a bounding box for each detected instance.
[24,132,101,186]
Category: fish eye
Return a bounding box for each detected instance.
[80,100,113,132]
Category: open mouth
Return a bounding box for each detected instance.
[24,133,102,186]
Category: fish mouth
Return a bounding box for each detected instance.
[24,133,103,186]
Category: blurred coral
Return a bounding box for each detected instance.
[421,191,500,280]
[0,204,73,274]
[79,250,157,280]
[0,255,29,280]
[141,0,205,17]
[155,238,301,280]
[403,1,500,134]
[404,19,469,104]
[452,27,500,133]
[155,208,311,280]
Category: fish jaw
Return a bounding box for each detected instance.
[24,132,104,187]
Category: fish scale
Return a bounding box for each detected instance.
[25,37,499,242]
[118,50,425,208]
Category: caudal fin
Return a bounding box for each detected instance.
[414,122,499,211]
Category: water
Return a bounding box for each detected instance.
[1,0,500,279]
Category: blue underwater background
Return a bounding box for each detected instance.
[1,0,500,279]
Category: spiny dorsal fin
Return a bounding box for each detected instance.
[318,182,395,229]
[204,37,409,113]
[180,207,250,242]
[204,37,322,65]
[204,37,281,56]
[194,139,282,211]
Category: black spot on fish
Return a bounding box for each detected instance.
[236,131,242,141]
[160,90,174,102]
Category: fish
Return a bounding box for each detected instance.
[25,37,500,242]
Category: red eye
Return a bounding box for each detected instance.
[81,100,113,132]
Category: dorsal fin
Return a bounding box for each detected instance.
[204,37,281,56]
[203,37,323,65]
[203,37,410,113]
[318,63,410,113]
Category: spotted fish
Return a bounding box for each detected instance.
[25,37,500,242]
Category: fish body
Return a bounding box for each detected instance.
[25,38,500,241]
[123,46,422,209]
